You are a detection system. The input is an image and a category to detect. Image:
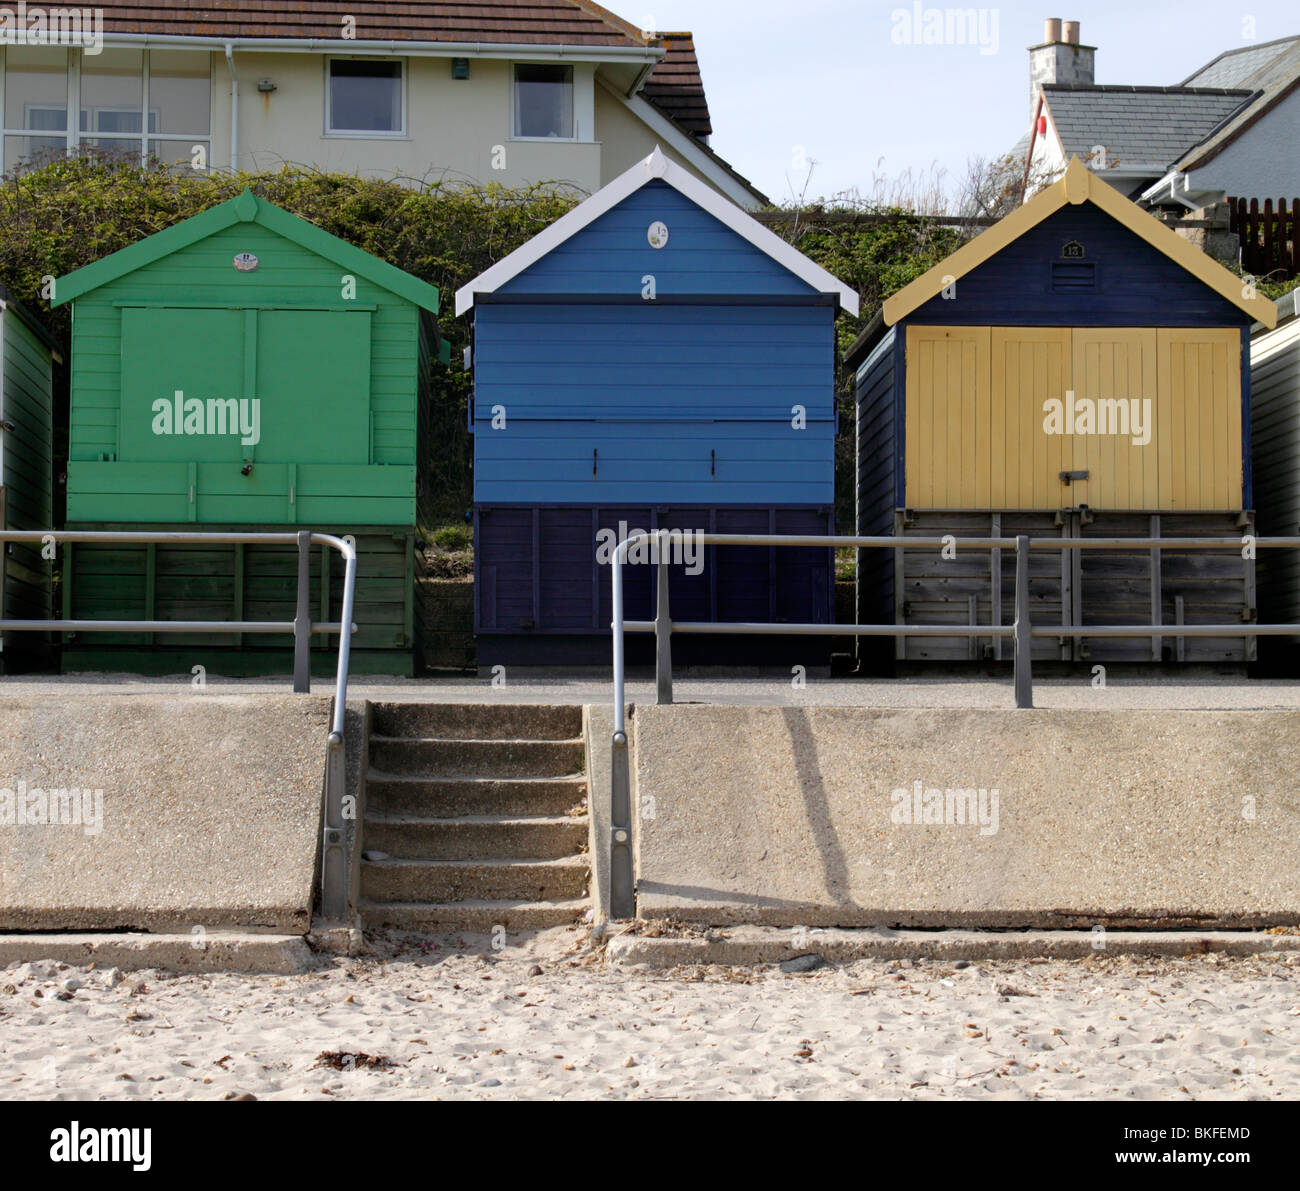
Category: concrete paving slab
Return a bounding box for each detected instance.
[5,671,1300,710]
[0,932,313,973]
[630,706,1300,929]
[0,695,329,932]
[607,925,1300,966]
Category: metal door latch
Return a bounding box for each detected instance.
[1060,470,1089,484]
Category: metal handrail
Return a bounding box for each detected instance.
[0,527,358,920]
[604,529,1300,920]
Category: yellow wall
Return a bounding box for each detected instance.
[904,325,1242,510]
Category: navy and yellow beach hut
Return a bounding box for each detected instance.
[845,157,1277,665]
[457,148,859,665]
[53,190,445,676]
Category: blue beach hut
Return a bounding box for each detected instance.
[457,148,859,665]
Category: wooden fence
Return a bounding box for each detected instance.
[1228,197,1299,280]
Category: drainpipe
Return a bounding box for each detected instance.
[1019,92,1043,207]
[225,42,239,172]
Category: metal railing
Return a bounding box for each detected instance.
[0,527,358,921]
[605,530,1300,919]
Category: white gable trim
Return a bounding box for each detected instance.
[455,147,859,316]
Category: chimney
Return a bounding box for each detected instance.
[1030,18,1096,121]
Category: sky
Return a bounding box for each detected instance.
[635,0,1296,206]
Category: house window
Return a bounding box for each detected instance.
[327,59,404,134]
[147,50,212,167]
[80,47,145,161]
[1,47,211,172]
[3,46,68,166]
[514,64,573,139]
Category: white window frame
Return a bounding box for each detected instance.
[324,55,408,139]
[510,62,577,142]
[0,47,212,172]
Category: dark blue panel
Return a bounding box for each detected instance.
[477,503,834,641]
[907,206,1253,327]
[498,181,822,299]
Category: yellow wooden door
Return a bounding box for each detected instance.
[1069,329,1158,508]
[1156,329,1242,509]
[990,328,1072,508]
[904,326,990,507]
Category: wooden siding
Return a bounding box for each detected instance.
[497,181,820,299]
[904,327,990,508]
[61,527,419,676]
[67,221,422,526]
[1156,328,1242,509]
[473,303,835,505]
[907,205,1254,328]
[0,307,54,669]
[475,504,834,640]
[877,510,1254,664]
[854,327,898,632]
[902,325,1242,511]
[1251,314,1300,646]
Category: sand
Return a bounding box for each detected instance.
[2,927,1297,1100]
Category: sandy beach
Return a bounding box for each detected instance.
[2,926,1297,1101]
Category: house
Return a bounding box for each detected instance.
[1249,289,1300,668]
[52,189,444,676]
[0,286,59,673]
[0,1,764,208]
[457,147,858,666]
[845,157,1277,667]
[1012,19,1300,207]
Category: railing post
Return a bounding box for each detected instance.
[319,733,348,921]
[1014,534,1034,709]
[609,731,634,920]
[293,529,312,693]
[655,530,673,705]
[610,538,635,920]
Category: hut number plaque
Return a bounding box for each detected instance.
[233,252,260,272]
[647,221,669,249]
[1060,240,1086,258]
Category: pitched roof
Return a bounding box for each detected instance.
[640,33,712,137]
[455,147,858,315]
[1180,35,1300,88]
[1043,84,1254,169]
[92,0,651,46]
[0,286,63,356]
[1175,36,1300,171]
[52,189,442,317]
[881,156,1277,328]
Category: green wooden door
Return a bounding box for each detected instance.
[98,305,374,523]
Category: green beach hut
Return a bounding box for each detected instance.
[0,287,59,673]
[53,189,445,676]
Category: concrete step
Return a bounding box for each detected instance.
[361,856,590,903]
[366,775,587,818]
[364,814,589,861]
[359,898,588,932]
[369,736,582,779]
[370,702,582,741]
